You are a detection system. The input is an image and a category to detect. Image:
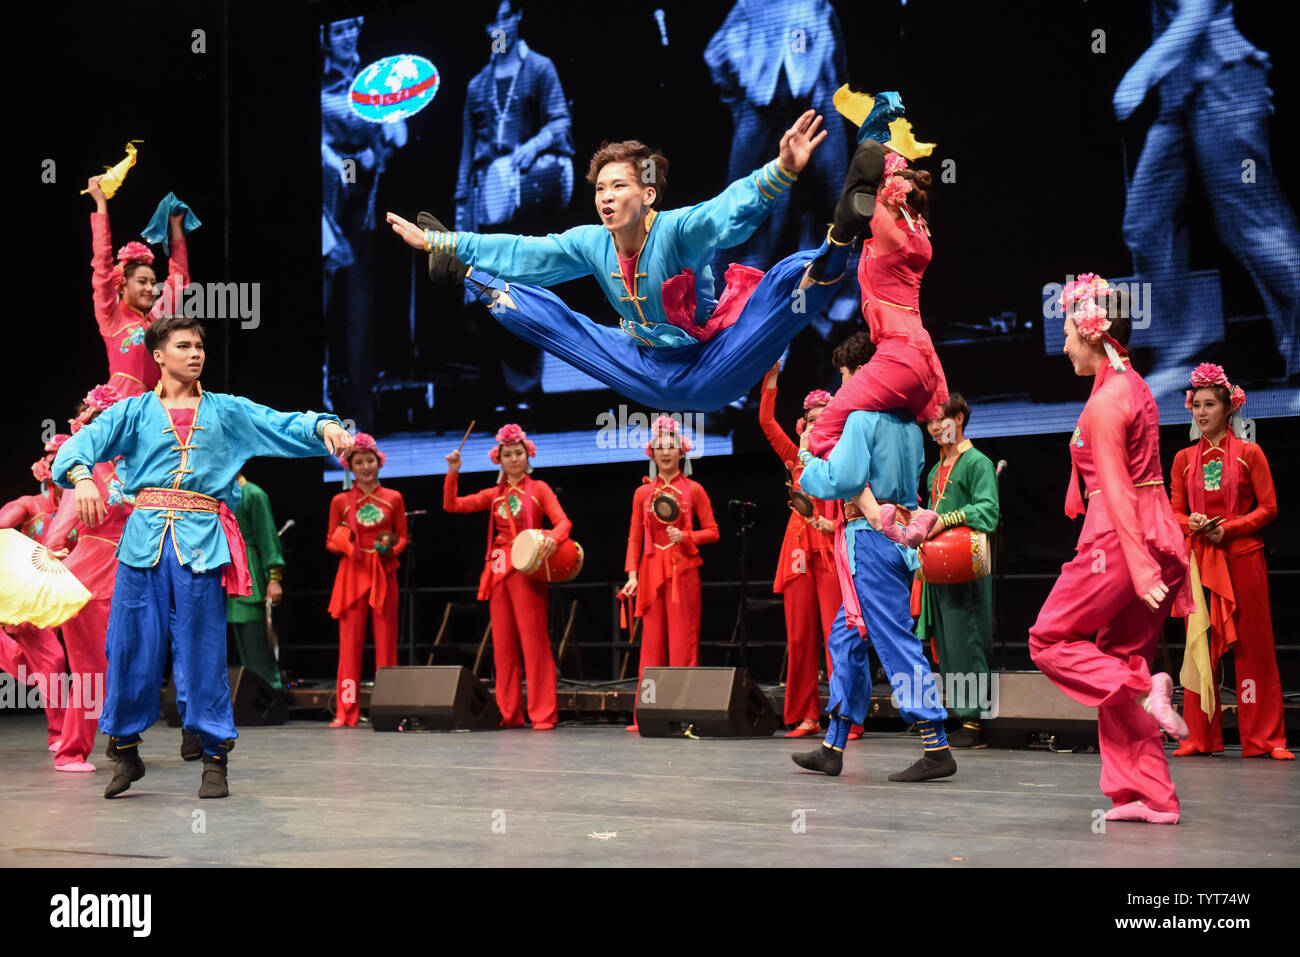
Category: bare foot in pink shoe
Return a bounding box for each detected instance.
[1105,801,1179,825]
[1140,673,1188,739]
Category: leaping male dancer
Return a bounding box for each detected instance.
[387,105,898,411]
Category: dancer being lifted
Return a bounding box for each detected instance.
[389,107,884,411]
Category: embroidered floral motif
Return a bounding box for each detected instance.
[1203,459,1223,491]
[356,502,385,526]
[496,493,523,520]
[119,326,145,353]
[105,470,133,508]
[24,516,44,538]
[1071,428,1084,448]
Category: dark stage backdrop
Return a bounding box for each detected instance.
[5,1,1298,685]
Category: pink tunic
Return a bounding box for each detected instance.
[91,213,190,397]
[1064,359,1193,611]
[0,487,61,544]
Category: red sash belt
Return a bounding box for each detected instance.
[135,486,251,597]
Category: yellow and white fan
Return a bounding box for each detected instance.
[0,529,91,628]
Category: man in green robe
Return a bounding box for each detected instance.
[226,473,284,688]
[916,394,1000,748]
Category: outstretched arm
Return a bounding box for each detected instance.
[758,365,799,465]
[386,212,595,286]
[674,112,823,252]
[88,176,118,338]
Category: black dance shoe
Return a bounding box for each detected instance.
[887,748,957,782]
[416,211,470,284]
[792,745,843,777]
[947,723,987,750]
[198,753,230,799]
[180,731,203,762]
[830,138,887,244]
[104,737,146,799]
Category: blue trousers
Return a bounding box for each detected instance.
[826,524,948,725]
[472,240,839,412]
[100,557,237,754]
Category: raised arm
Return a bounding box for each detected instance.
[441,466,496,514]
[674,159,796,253]
[759,368,799,466]
[1221,443,1278,541]
[151,215,190,320]
[88,177,119,338]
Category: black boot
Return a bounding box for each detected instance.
[830,138,887,244]
[416,211,470,284]
[888,747,957,782]
[180,731,203,761]
[198,753,230,799]
[104,737,146,799]
[792,745,843,777]
[947,722,987,750]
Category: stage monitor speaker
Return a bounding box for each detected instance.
[983,670,1097,747]
[369,666,502,732]
[636,667,778,738]
[161,666,288,727]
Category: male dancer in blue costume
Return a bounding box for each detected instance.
[791,372,956,782]
[53,315,353,799]
[386,102,902,411]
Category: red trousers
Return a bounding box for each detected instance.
[1029,535,1186,814]
[638,567,701,678]
[0,624,65,745]
[54,598,109,765]
[782,555,840,724]
[1182,549,1287,756]
[489,571,557,727]
[809,338,937,458]
[335,577,399,726]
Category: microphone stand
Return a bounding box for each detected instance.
[727,500,756,671]
[403,510,427,665]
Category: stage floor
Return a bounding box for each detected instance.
[2,717,1295,868]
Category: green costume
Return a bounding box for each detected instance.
[916,439,999,721]
[225,477,284,689]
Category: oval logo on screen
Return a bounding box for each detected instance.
[349,55,440,123]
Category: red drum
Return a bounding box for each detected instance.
[510,529,584,583]
[918,526,990,584]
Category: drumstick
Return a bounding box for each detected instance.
[454,421,476,454]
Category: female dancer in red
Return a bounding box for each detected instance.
[1170,364,1292,759]
[808,153,949,457]
[326,433,408,727]
[620,418,719,734]
[759,364,840,736]
[0,436,71,752]
[42,385,130,771]
[86,175,189,397]
[1029,274,1194,825]
[444,425,570,729]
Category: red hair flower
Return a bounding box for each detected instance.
[340,431,386,469]
[879,175,912,207]
[643,416,693,457]
[803,389,833,410]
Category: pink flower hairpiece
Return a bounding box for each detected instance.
[1184,364,1246,413]
[879,175,912,208]
[31,457,52,483]
[489,423,537,464]
[70,384,123,433]
[803,389,833,411]
[883,151,909,178]
[112,241,155,291]
[1060,273,1116,342]
[44,434,70,455]
[340,431,386,468]
[643,415,693,456]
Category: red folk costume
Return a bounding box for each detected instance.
[759,380,840,728]
[1029,275,1193,822]
[0,456,67,750]
[808,156,949,459]
[442,426,570,728]
[326,435,408,727]
[41,387,133,769]
[626,420,719,697]
[1170,365,1289,758]
[90,217,189,397]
